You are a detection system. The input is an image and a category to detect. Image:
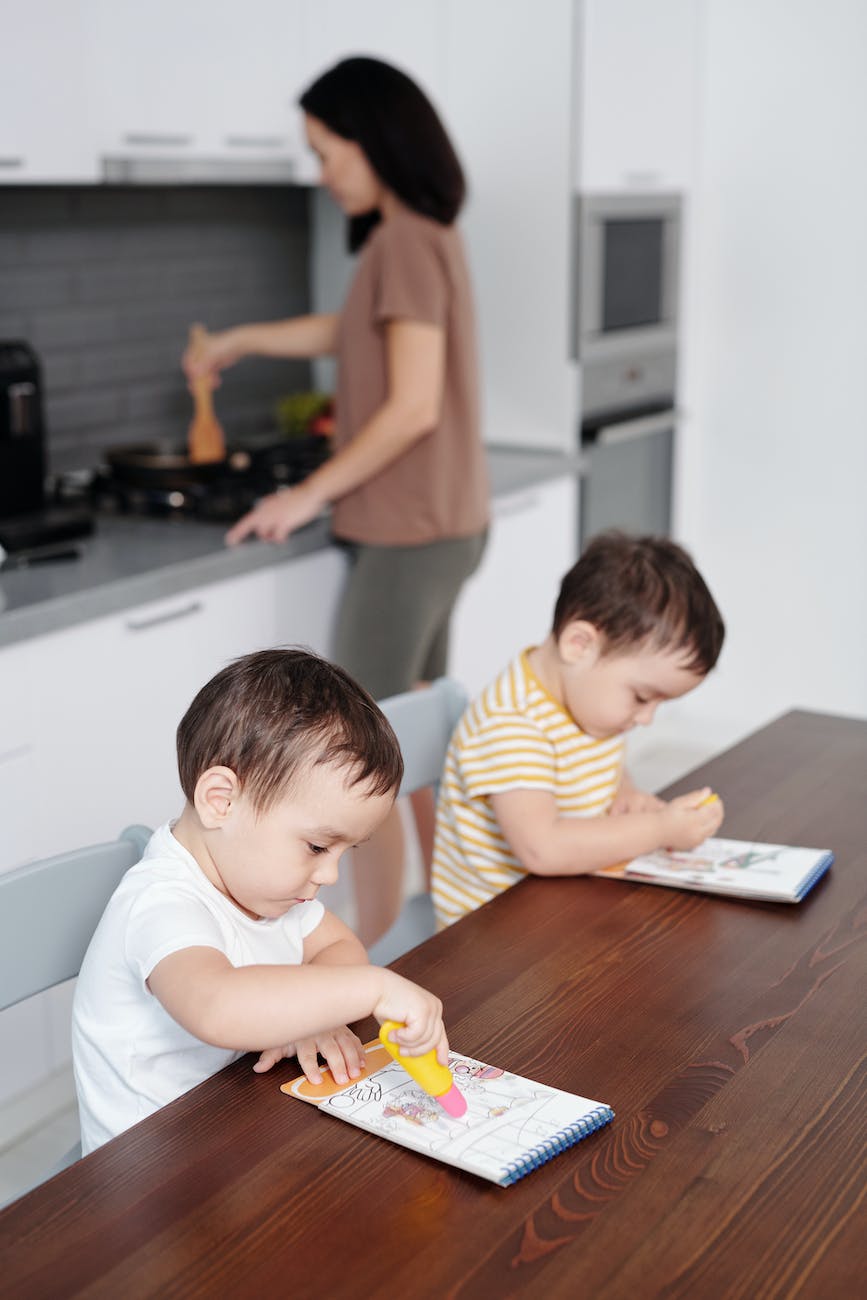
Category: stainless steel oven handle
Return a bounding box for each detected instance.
[596,409,678,447]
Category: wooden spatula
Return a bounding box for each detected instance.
[187,323,227,464]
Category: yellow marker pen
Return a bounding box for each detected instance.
[378,1021,467,1118]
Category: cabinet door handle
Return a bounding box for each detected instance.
[0,157,24,169]
[126,600,203,632]
[122,132,193,148]
[224,135,286,150]
[0,743,32,766]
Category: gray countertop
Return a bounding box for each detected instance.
[0,445,582,649]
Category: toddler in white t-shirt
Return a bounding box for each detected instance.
[72,647,449,1154]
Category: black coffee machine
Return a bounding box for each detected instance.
[0,341,92,554]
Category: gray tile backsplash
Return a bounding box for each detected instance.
[0,186,313,474]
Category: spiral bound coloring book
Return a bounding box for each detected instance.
[281,1040,613,1187]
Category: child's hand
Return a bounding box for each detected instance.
[252,1025,366,1086]
[609,786,666,815]
[373,971,449,1065]
[660,788,725,850]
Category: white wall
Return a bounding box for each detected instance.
[674,0,867,743]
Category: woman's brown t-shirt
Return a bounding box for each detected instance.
[331,206,490,547]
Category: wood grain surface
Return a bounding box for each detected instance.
[1,709,865,1299]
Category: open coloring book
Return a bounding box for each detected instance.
[282,1041,613,1187]
[597,837,833,903]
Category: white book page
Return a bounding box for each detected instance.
[316,1050,610,1186]
[623,838,829,899]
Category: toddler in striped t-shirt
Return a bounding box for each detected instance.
[432,531,726,929]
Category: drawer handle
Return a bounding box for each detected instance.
[126,600,203,632]
[224,135,286,149]
[0,157,24,169]
[0,743,32,765]
[122,133,193,148]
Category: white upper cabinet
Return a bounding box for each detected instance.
[299,1,446,101]
[577,0,700,192]
[296,0,447,183]
[441,0,577,452]
[0,1,97,183]
[85,0,311,179]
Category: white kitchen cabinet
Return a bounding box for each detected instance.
[85,0,310,178]
[450,475,578,697]
[0,2,97,183]
[295,0,447,184]
[0,547,352,876]
[441,0,577,452]
[577,0,700,192]
[299,0,446,105]
[273,544,348,653]
[0,568,277,874]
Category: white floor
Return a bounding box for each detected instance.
[0,707,749,1209]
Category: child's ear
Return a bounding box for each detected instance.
[194,766,241,829]
[558,619,602,667]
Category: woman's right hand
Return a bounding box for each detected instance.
[373,971,448,1064]
[181,325,246,389]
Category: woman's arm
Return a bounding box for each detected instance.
[183,314,340,384]
[490,786,725,876]
[225,318,445,544]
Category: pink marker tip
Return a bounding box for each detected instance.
[437,1082,467,1118]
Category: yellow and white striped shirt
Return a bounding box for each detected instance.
[432,650,625,928]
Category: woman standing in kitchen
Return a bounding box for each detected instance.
[183,56,489,948]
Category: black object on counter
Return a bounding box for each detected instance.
[0,341,48,520]
[0,544,82,570]
[0,506,94,554]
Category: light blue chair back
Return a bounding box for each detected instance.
[367,678,467,966]
[0,824,152,1206]
[0,825,153,1013]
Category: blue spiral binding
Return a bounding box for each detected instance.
[499,1103,615,1186]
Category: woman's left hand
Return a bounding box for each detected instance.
[225,483,324,545]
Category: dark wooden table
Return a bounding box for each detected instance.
[2,710,865,1299]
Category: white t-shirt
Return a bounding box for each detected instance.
[72,822,325,1154]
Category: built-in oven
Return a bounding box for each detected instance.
[573,192,681,367]
[572,193,682,548]
[579,402,675,548]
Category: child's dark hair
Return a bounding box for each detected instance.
[176,648,403,812]
[299,55,466,252]
[553,531,725,675]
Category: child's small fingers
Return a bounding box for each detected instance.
[435,1027,450,1066]
[296,1041,323,1085]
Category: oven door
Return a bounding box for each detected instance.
[579,408,675,548]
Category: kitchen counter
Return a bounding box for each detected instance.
[0,446,583,648]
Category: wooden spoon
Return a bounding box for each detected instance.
[187,323,227,465]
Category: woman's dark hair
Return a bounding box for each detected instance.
[177,647,403,813]
[552,531,725,676]
[299,55,466,252]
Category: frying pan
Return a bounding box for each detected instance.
[103,441,251,491]
[102,433,329,492]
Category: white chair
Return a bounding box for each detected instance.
[367,677,468,966]
[0,824,152,1203]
